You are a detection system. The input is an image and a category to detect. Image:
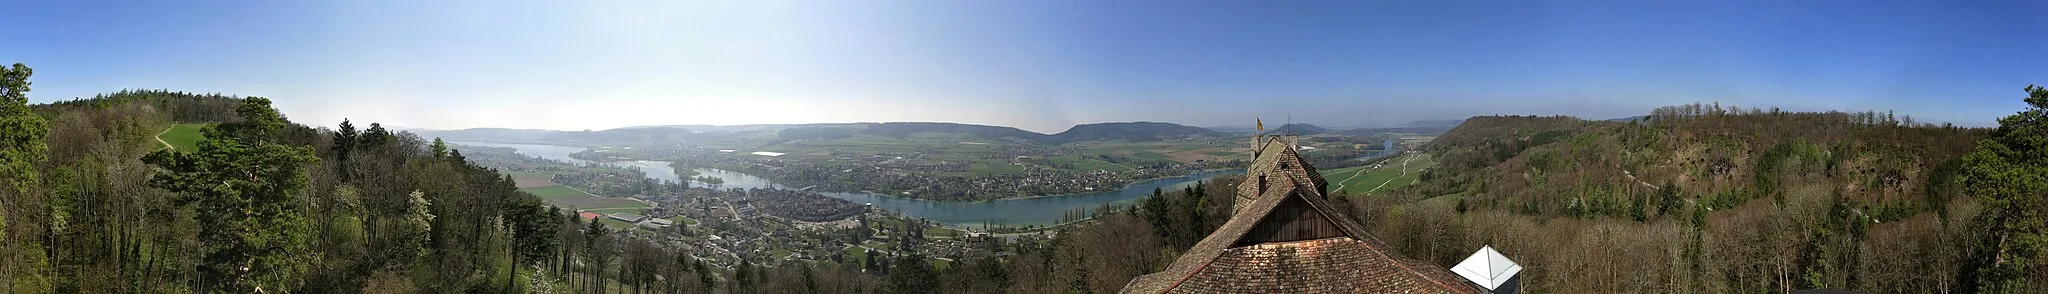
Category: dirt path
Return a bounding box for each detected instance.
[154,125,176,151]
[1622,170,1659,189]
[1329,159,1382,193]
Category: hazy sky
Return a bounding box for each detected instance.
[8,1,2046,133]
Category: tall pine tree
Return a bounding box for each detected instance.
[142,97,320,292]
[1,62,52,292]
[1959,85,2048,292]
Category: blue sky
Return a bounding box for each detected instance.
[6,0,2044,133]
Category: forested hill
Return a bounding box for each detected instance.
[0,84,581,292]
[1420,108,1985,216]
[1359,102,2047,293]
[1262,123,1333,135]
[1047,121,1223,142]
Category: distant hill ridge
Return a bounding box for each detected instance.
[1249,120,1458,136]
[425,121,1229,145]
[1263,123,1334,135]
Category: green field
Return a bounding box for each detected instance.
[157,123,209,151]
[667,216,699,226]
[520,185,650,210]
[509,172,556,188]
[843,245,876,262]
[1322,154,1436,196]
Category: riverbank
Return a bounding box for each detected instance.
[676,161,1243,202]
[960,168,1243,202]
[460,141,1246,227]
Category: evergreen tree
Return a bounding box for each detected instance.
[583,217,609,294]
[694,260,715,291]
[1959,85,2048,292]
[504,197,556,292]
[801,263,819,293]
[735,258,755,291]
[0,63,46,195]
[142,97,320,292]
[1656,180,1683,218]
[884,253,938,294]
[1143,187,1169,239]
[431,137,448,158]
[0,62,51,292]
[332,119,357,181]
[362,123,390,149]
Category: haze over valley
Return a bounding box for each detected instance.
[3,1,2045,293]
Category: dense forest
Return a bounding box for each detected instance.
[2,61,2042,293]
[1364,99,2046,292]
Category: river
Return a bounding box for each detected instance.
[452,142,1241,227]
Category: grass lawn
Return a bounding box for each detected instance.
[842,245,867,260]
[1323,154,1437,196]
[520,185,587,197]
[843,244,890,263]
[772,248,793,259]
[1045,154,1134,172]
[509,172,556,188]
[1127,151,1171,161]
[932,258,952,270]
[520,185,650,211]
[668,216,699,226]
[158,123,209,151]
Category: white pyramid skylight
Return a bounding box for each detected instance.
[1451,245,1522,290]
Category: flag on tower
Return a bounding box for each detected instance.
[1256,118,1264,132]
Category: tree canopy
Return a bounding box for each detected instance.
[142,98,321,292]
[1959,85,2048,292]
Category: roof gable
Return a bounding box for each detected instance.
[1235,195,1347,246]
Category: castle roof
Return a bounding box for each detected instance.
[1122,135,1476,294]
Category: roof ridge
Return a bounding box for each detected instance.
[1351,238,1472,292]
[1147,184,1300,293]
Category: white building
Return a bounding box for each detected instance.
[1452,245,1522,294]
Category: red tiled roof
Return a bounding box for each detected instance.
[578,212,602,220]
